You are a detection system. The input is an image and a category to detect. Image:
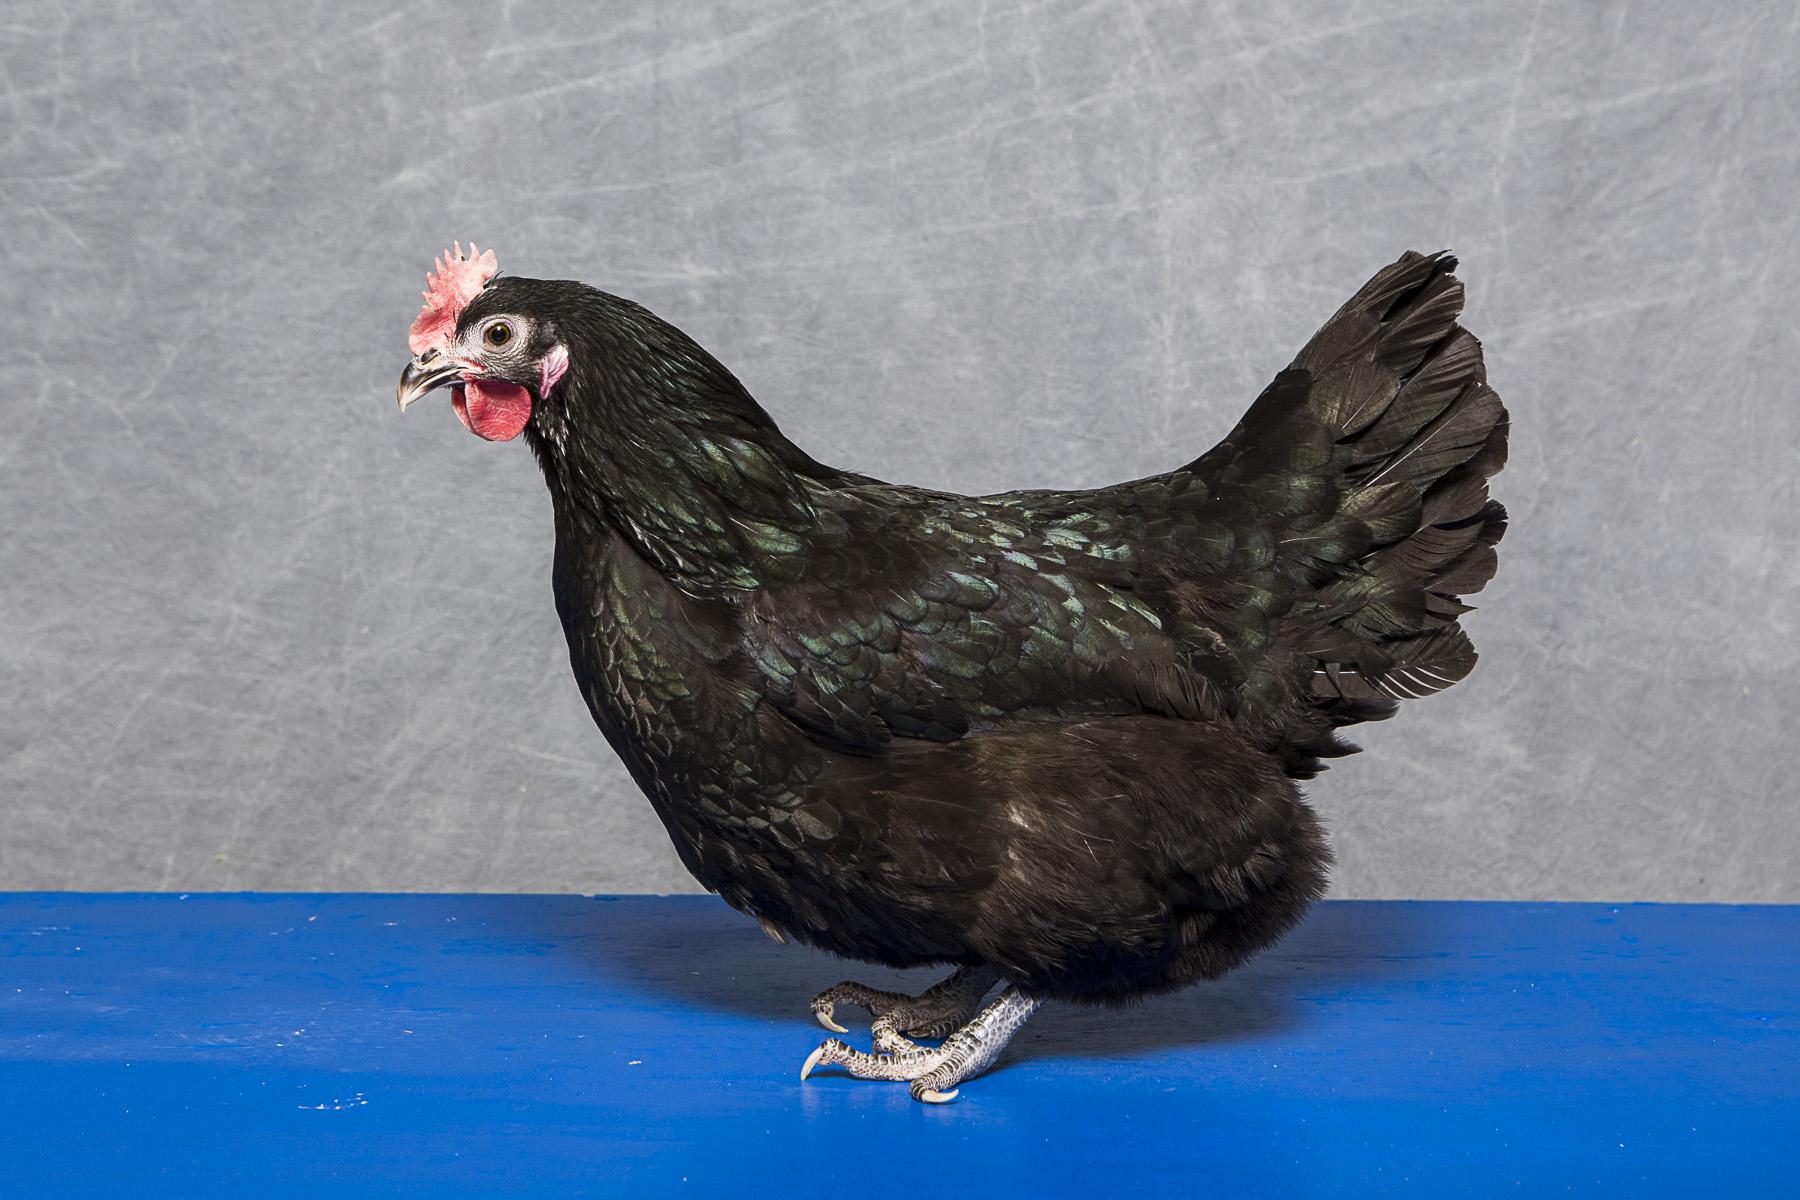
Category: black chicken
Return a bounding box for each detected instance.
[397,247,1508,1102]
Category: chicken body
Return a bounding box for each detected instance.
[400,251,1508,1100]
[551,464,1342,1005]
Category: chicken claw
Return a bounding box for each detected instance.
[800,986,1041,1103]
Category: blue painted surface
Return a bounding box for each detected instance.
[0,896,1793,1198]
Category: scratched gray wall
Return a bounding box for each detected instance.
[3,1,1796,900]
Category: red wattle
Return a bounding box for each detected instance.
[452,379,532,441]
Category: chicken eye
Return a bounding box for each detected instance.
[484,322,514,348]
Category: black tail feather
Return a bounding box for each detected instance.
[1177,252,1508,775]
[1292,252,1509,707]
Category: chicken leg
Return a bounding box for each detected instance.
[801,984,1041,1103]
[810,964,1000,1051]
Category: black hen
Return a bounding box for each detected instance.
[396,249,1508,1102]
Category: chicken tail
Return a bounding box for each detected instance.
[1294,251,1508,709]
[1188,251,1509,751]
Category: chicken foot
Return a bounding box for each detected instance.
[810,964,1000,1052]
[801,984,1041,1103]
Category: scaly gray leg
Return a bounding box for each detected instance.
[801,985,1042,1103]
[810,964,1000,1053]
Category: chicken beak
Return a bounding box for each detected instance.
[397,351,463,411]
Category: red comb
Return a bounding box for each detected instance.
[408,242,499,356]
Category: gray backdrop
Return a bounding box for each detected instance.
[3,0,1796,900]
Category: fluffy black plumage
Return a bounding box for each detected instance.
[439,251,1509,1005]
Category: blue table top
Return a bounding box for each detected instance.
[1,894,1793,1198]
